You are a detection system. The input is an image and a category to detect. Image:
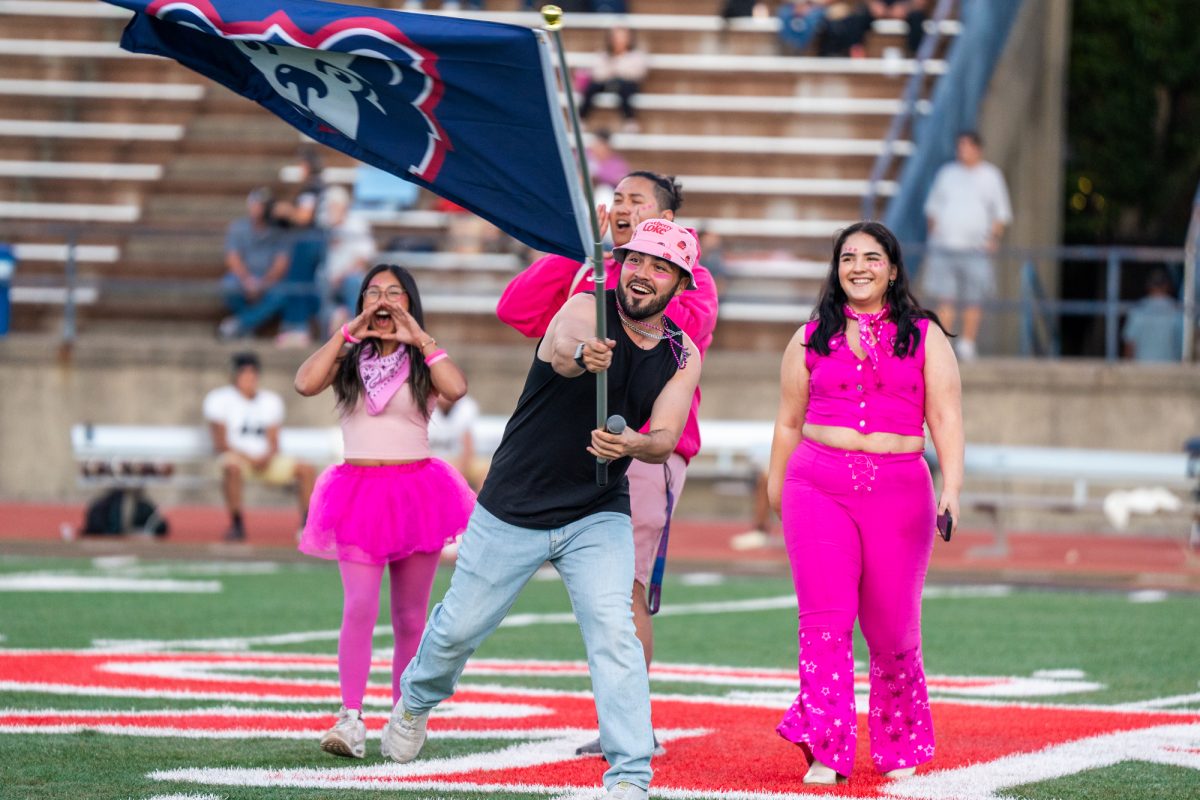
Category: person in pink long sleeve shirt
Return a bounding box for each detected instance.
[497,170,718,756]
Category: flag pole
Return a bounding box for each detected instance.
[541,4,610,486]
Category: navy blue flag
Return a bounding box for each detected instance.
[105,0,589,261]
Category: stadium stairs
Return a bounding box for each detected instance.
[0,0,956,351]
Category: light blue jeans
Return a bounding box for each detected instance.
[400,504,653,790]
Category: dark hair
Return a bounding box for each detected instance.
[623,170,684,213]
[231,351,261,372]
[331,264,434,418]
[957,130,983,147]
[807,221,948,358]
[1145,267,1173,293]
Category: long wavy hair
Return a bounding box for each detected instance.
[332,264,433,418]
[807,221,948,358]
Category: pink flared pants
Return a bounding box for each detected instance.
[776,439,937,775]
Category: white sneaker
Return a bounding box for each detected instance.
[319,706,366,759]
[884,766,916,779]
[381,705,428,763]
[604,781,649,800]
[802,760,847,785]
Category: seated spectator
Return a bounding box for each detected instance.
[587,128,630,211]
[318,185,377,336]
[777,2,831,54]
[870,0,928,56]
[218,188,293,341]
[587,128,631,192]
[1123,268,1185,363]
[270,148,327,347]
[721,0,766,20]
[817,3,874,57]
[696,227,730,297]
[428,393,488,490]
[578,26,649,133]
[203,352,316,542]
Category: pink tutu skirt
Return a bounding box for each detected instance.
[299,459,475,565]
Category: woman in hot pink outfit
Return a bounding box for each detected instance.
[294,264,474,760]
[767,221,963,785]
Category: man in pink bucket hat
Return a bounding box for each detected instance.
[392,217,703,800]
[497,174,719,757]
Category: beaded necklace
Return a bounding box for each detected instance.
[615,295,690,369]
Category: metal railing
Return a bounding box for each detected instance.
[861,0,957,221]
[1008,246,1191,361]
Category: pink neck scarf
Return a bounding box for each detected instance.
[358,345,410,416]
[843,304,890,370]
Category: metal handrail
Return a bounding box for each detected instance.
[1182,181,1199,361]
[861,0,958,221]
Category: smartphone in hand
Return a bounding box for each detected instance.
[936,511,953,542]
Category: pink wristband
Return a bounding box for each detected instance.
[424,349,448,367]
[341,324,361,345]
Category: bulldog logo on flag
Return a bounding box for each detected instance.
[107,0,590,261]
[146,0,450,180]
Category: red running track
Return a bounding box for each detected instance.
[1,501,1197,590]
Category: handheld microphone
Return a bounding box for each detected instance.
[596,414,627,486]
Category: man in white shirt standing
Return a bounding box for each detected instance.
[922,130,1013,360]
[204,352,316,541]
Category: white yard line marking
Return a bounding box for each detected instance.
[142,794,226,800]
[89,587,1011,651]
[0,574,221,593]
[1110,691,1200,710]
[140,724,1200,800]
[1128,589,1168,603]
[885,723,1200,800]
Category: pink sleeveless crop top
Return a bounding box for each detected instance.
[340,383,434,460]
[803,317,929,437]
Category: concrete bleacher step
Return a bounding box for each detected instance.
[0,200,140,222]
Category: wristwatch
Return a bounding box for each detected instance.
[573,342,587,371]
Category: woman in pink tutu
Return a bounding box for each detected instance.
[294,263,475,759]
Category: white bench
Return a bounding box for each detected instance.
[12,243,119,263]
[567,51,946,77]
[0,119,183,141]
[70,421,1195,540]
[285,167,893,202]
[0,78,203,101]
[0,160,162,181]
[0,201,140,222]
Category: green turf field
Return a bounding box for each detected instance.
[1,553,1197,800]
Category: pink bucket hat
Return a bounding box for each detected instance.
[612,219,698,289]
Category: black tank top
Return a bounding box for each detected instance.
[478,290,682,529]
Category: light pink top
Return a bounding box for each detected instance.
[803,318,929,438]
[340,385,433,461]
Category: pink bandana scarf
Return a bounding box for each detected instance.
[358,345,410,416]
[843,304,890,371]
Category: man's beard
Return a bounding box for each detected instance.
[617,280,674,321]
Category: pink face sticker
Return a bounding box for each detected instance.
[842,246,859,255]
[866,259,885,269]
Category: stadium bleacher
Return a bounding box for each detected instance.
[0,0,955,335]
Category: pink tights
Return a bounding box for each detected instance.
[776,440,936,775]
[337,551,441,711]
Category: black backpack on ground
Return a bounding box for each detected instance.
[83,489,169,537]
